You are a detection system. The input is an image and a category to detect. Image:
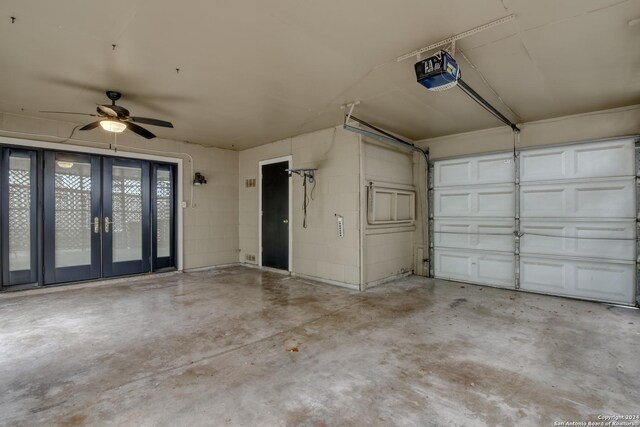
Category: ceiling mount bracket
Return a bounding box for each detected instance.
[341,101,361,126]
[396,14,516,62]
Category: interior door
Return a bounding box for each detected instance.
[1,148,38,286]
[102,157,151,277]
[43,151,101,284]
[151,163,175,270]
[261,161,289,270]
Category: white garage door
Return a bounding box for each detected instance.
[432,152,516,288]
[431,137,637,305]
[519,138,636,305]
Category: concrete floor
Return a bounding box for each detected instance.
[1,266,639,427]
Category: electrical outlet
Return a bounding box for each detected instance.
[181,201,188,208]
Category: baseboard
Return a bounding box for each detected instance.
[291,272,360,291]
[363,270,413,290]
[183,262,241,273]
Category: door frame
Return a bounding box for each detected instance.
[151,162,177,271]
[101,156,151,278]
[1,148,38,286]
[258,156,292,271]
[0,136,184,272]
[43,151,102,285]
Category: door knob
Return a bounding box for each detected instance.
[283,219,289,224]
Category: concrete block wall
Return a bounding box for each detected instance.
[362,141,415,286]
[238,126,362,287]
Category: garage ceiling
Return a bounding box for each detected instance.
[0,0,639,150]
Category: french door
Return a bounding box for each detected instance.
[1,147,176,288]
[102,157,151,277]
[152,164,176,270]
[43,152,102,284]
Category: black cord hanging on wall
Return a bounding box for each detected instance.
[286,168,317,228]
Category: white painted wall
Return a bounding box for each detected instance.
[0,112,239,271]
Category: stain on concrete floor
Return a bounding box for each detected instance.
[0,266,638,426]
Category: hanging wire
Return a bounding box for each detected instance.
[56,124,81,144]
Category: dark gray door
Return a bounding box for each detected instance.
[102,157,151,277]
[43,151,102,285]
[261,161,289,270]
[1,148,38,286]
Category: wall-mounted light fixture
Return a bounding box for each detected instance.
[193,172,207,186]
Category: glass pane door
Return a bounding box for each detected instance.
[152,164,175,270]
[1,148,37,286]
[102,157,150,277]
[43,152,101,284]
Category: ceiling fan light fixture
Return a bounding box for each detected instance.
[56,161,74,169]
[100,120,127,133]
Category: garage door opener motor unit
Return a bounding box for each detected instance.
[415,50,460,91]
[414,50,520,132]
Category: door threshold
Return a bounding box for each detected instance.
[0,270,180,298]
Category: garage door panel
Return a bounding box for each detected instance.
[434,219,515,252]
[432,137,636,305]
[520,150,566,182]
[435,184,515,218]
[520,256,635,304]
[520,139,635,182]
[434,153,514,187]
[434,249,515,288]
[520,220,636,261]
[520,179,635,218]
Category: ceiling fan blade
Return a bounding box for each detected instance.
[130,117,174,128]
[97,105,118,117]
[40,111,99,117]
[127,122,156,139]
[79,121,102,131]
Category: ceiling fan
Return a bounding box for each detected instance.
[41,91,173,139]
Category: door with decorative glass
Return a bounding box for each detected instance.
[5,149,173,287]
[1,148,38,286]
[102,157,151,277]
[43,151,101,284]
[152,163,175,270]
